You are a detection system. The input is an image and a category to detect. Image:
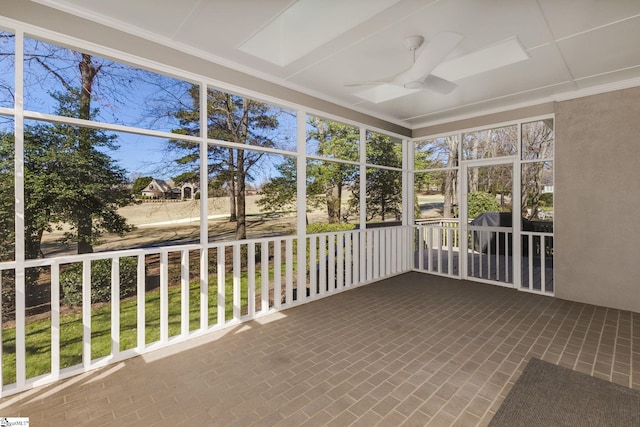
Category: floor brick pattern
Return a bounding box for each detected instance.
[0,272,638,426]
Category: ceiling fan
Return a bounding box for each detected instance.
[346,32,464,97]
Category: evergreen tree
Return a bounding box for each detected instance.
[170,87,279,240]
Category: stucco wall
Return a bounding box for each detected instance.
[555,87,640,313]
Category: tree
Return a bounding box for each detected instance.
[0,132,14,262]
[170,87,280,240]
[306,118,359,224]
[521,120,554,219]
[20,39,140,253]
[18,93,133,259]
[255,157,297,213]
[131,176,153,197]
[350,133,402,221]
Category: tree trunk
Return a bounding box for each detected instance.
[77,53,99,254]
[235,149,246,240]
[443,136,459,218]
[326,185,341,224]
[228,148,237,222]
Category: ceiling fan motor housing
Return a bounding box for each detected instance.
[404,35,424,51]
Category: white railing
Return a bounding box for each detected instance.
[413,221,554,294]
[0,226,412,396]
[520,231,554,294]
[413,220,461,277]
[467,225,513,284]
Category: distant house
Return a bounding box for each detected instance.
[141,178,199,200]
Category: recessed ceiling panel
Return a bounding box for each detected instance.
[239,0,402,67]
[537,0,640,40]
[558,16,640,80]
[432,37,529,82]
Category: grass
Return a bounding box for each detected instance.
[0,261,296,385]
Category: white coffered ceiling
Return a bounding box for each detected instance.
[26,0,640,129]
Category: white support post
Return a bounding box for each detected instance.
[14,30,26,389]
[296,111,307,303]
[199,83,209,330]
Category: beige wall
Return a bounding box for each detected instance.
[414,87,640,313]
[555,87,640,313]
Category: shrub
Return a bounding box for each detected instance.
[60,257,139,306]
[467,191,501,219]
[539,192,553,207]
[306,223,356,234]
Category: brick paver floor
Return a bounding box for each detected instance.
[1,272,638,426]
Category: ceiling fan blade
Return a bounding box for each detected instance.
[393,32,463,86]
[344,81,386,87]
[422,74,457,94]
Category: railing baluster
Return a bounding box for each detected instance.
[328,234,336,290]
[352,231,360,285]
[437,228,443,273]
[217,246,225,325]
[137,255,146,350]
[528,235,534,290]
[51,262,60,379]
[181,250,189,337]
[427,227,433,273]
[160,251,169,343]
[111,257,120,357]
[345,232,352,287]
[248,243,255,317]
[541,236,547,292]
[200,249,208,330]
[337,233,344,290]
[378,230,384,279]
[261,241,269,311]
[309,236,317,297]
[319,235,326,296]
[418,227,424,270]
[82,261,91,370]
[233,244,241,320]
[369,230,376,280]
[447,228,453,275]
[285,239,293,303]
[274,240,282,308]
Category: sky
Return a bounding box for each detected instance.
[0,32,301,184]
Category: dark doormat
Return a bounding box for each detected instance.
[489,357,640,427]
